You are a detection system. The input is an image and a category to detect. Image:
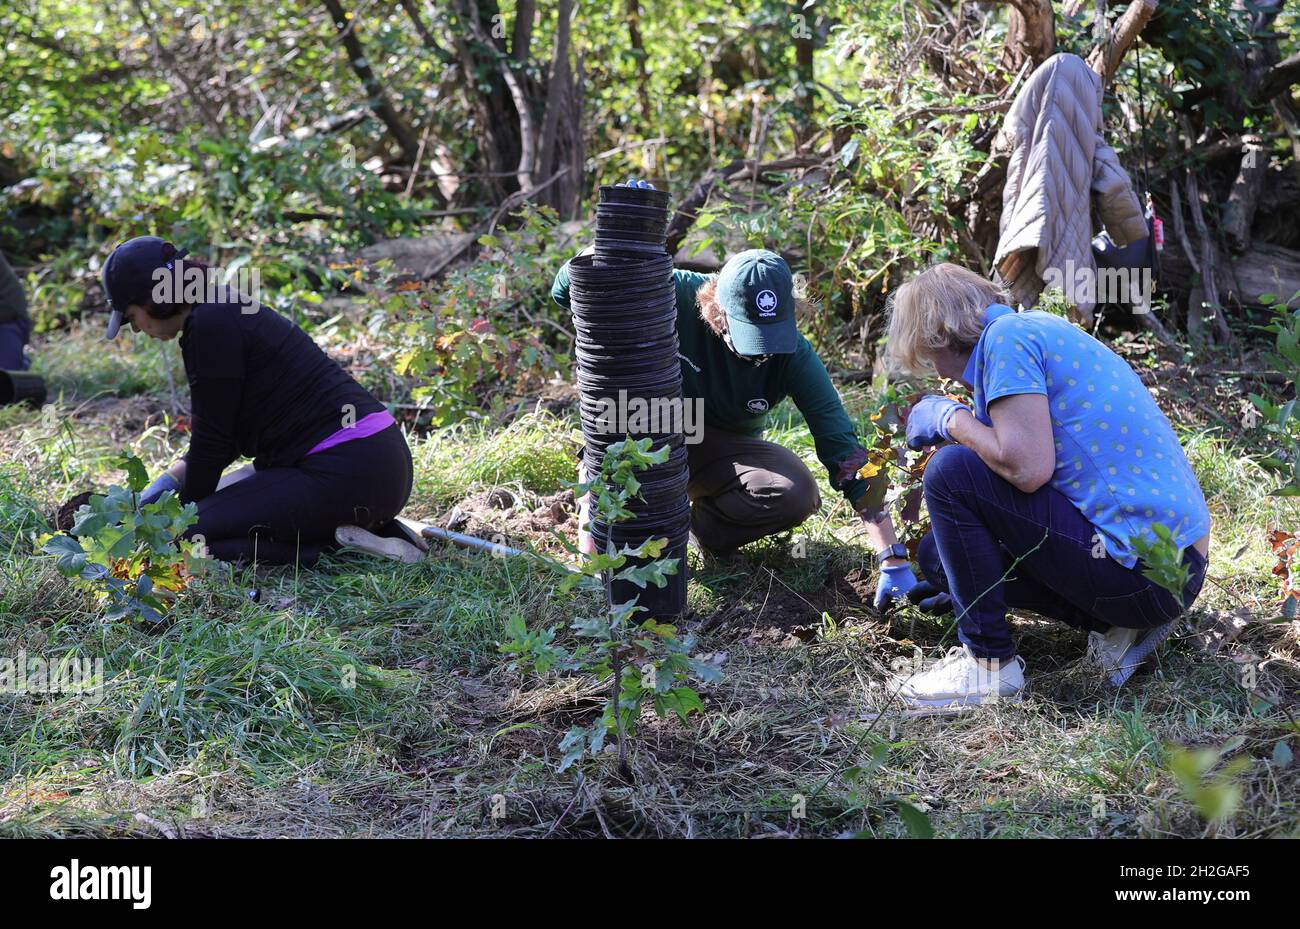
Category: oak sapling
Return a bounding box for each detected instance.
[501,437,721,776]
[39,452,206,625]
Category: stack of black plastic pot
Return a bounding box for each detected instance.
[569,184,689,621]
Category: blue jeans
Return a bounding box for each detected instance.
[918,445,1207,660]
[0,320,30,371]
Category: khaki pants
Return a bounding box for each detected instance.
[687,427,821,553]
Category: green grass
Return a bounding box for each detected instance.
[0,322,1296,837]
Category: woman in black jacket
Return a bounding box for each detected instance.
[101,236,415,566]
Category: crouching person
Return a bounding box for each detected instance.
[884,263,1210,707]
[101,236,414,566]
[554,246,942,610]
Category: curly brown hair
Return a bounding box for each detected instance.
[695,274,817,336]
[695,278,728,335]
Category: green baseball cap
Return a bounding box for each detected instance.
[716,249,797,355]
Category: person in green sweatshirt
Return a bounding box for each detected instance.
[553,245,948,613]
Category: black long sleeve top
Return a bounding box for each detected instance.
[178,296,384,503]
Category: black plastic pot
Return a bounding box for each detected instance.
[567,252,673,285]
[575,356,680,383]
[598,184,672,210]
[593,240,668,260]
[582,441,689,479]
[575,376,683,405]
[581,430,686,465]
[573,314,677,340]
[595,201,669,220]
[624,471,691,508]
[591,519,691,621]
[572,298,678,324]
[575,357,682,383]
[595,214,668,236]
[0,370,47,408]
[594,227,668,248]
[595,214,668,240]
[575,334,679,366]
[572,183,689,620]
[569,299,677,330]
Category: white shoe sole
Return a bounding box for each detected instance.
[1108,619,1178,688]
[900,690,1023,708]
[335,525,426,564]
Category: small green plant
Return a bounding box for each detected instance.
[1250,292,1300,495]
[1167,744,1250,825]
[1132,522,1192,601]
[501,438,721,775]
[39,453,205,624]
[385,204,577,426]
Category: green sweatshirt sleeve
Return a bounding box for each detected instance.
[785,339,868,507]
[551,261,573,310]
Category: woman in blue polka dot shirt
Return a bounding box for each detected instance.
[881,263,1211,708]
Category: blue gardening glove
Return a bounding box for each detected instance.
[905,395,968,450]
[622,178,655,189]
[138,472,181,508]
[874,563,953,614]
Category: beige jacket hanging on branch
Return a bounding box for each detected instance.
[993,53,1148,323]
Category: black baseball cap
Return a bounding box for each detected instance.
[101,236,188,340]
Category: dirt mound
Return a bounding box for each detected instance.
[438,487,579,551]
[54,490,96,532]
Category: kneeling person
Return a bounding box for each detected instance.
[102,236,413,566]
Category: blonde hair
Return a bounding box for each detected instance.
[696,273,819,336]
[885,263,1009,374]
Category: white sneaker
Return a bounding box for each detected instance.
[335,525,426,564]
[1086,626,1139,672]
[897,646,1025,708]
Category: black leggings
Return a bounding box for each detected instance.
[184,424,413,566]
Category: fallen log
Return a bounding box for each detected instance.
[1158,240,1300,308]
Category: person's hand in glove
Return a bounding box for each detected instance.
[904,395,969,450]
[875,562,953,614]
[138,471,181,508]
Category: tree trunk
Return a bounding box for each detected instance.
[1222,138,1269,252]
[793,2,816,144]
[536,0,573,189]
[1000,0,1056,72]
[1086,0,1158,86]
[625,0,653,125]
[320,0,421,164]
[450,0,523,200]
[512,0,535,63]
[1160,239,1300,309]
